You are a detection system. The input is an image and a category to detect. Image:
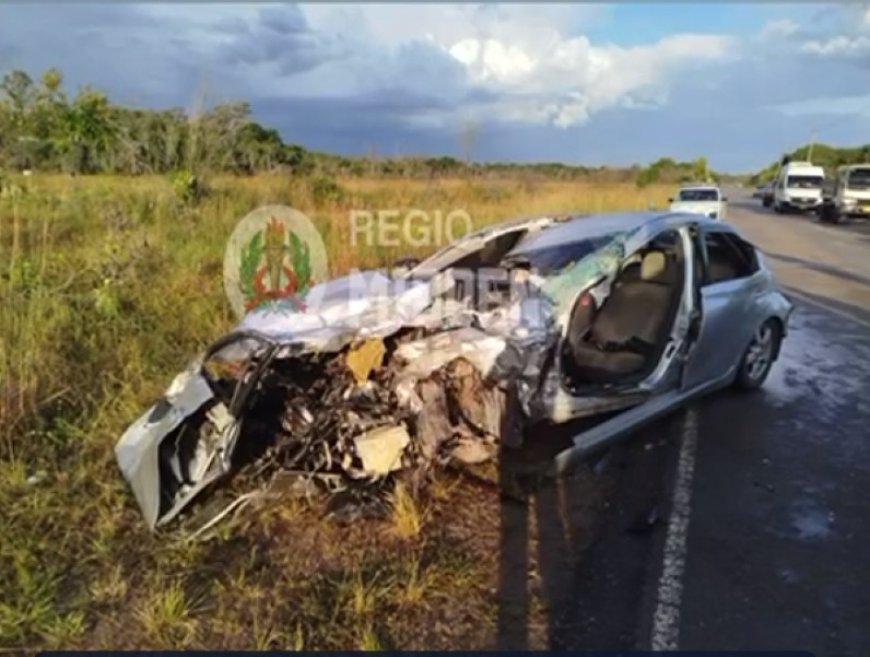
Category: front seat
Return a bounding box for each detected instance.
[566,250,677,384]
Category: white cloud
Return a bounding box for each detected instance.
[801,35,870,57]
[432,32,735,128]
[761,19,799,38]
[302,4,604,52]
[448,38,534,84]
[790,3,870,58]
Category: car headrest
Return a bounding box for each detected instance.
[640,250,667,282]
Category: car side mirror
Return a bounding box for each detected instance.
[668,197,673,203]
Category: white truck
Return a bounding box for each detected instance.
[771,161,826,213]
[818,164,870,224]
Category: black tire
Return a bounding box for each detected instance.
[733,319,780,390]
[818,203,839,224]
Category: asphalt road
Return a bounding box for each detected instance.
[676,296,870,655]
[537,192,870,655]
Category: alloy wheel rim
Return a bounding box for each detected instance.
[745,325,773,380]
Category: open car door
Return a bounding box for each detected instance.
[681,225,766,391]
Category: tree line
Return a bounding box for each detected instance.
[753,143,870,183]
[0,68,295,175]
[1,66,724,184]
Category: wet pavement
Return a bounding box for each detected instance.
[677,299,870,655]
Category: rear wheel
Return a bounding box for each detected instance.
[733,320,780,390]
[818,203,840,224]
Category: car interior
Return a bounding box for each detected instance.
[702,232,758,284]
[562,230,686,387]
[446,229,528,307]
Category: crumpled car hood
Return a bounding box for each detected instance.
[115,265,558,529]
[233,270,435,350]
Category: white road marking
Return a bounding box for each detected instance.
[650,406,699,651]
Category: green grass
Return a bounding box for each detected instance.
[0,172,667,650]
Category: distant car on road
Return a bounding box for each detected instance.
[762,182,775,207]
[669,184,727,220]
[772,162,825,213]
[752,182,770,200]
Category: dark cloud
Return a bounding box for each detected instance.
[211,16,251,36]
[258,5,309,35]
[0,4,202,106]
[219,5,345,76]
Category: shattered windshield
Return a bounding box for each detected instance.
[787,175,824,189]
[847,168,870,190]
[678,189,718,201]
[502,233,619,277]
[537,230,632,311]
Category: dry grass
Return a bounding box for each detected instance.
[0,171,666,650]
[390,482,425,540]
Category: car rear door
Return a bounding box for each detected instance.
[681,228,763,390]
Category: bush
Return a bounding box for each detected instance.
[309,175,345,207]
[171,169,207,204]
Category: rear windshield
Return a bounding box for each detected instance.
[787,175,824,189]
[847,168,870,190]
[504,234,617,276]
[678,189,718,201]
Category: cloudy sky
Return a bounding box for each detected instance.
[1,2,869,171]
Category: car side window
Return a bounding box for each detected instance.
[702,232,758,285]
[451,230,526,270]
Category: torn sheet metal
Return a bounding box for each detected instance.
[115,364,221,529]
[233,270,445,352]
[346,338,386,386]
[393,327,510,382]
[116,298,551,529]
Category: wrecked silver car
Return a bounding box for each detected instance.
[116,211,793,529]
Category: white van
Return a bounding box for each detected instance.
[772,162,825,213]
